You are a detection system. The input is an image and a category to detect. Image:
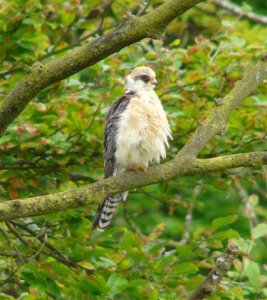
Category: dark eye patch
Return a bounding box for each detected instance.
[136,74,150,83]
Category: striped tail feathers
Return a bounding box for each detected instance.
[93,194,121,230]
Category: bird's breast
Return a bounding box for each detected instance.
[115,91,171,168]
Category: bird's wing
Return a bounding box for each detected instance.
[104,93,133,178]
[92,93,132,230]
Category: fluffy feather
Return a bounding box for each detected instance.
[93,66,172,230]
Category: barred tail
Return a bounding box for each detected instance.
[93,194,123,230]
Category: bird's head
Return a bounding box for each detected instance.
[125,66,158,93]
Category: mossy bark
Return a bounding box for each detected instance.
[178,62,267,158]
[0,7,266,223]
[0,152,266,222]
[0,0,202,136]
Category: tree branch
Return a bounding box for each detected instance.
[0,0,202,137]
[209,0,267,25]
[0,151,266,222]
[177,59,267,158]
[189,243,239,300]
[0,58,266,222]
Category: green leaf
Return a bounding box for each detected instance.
[245,260,261,291]
[252,223,267,240]
[60,9,76,26]
[231,286,244,299]
[248,194,259,206]
[221,20,235,28]
[169,39,181,48]
[233,238,254,253]
[177,245,192,259]
[19,295,38,300]
[241,3,252,14]
[211,215,237,230]
[173,262,198,275]
[212,229,239,240]
[0,135,13,144]
[107,273,128,296]
[0,293,16,300]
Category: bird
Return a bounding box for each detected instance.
[93,66,172,230]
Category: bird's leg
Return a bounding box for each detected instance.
[127,164,146,173]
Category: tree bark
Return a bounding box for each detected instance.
[0,153,266,222]
[209,0,267,25]
[0,59,266,222]
[0,0,202,137]
[189,243,239,300]
[0,10,266,224]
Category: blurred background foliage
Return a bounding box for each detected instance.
[0,0,266,299]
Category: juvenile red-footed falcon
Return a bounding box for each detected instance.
[93,66,172,230]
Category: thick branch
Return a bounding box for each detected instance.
[0,59,266,221]
[0,152,266,222]
[177,60,267,158]
[209,0,267,25]
[189,243,239,300]
[0,0,202,136]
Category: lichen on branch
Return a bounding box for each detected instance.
[189,243,239,300]
[0,59,266,222]
[0,0,202,137]
[0,6,266,229]
[177,60,267,158]
[0,151,266,222]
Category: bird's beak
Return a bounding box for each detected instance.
[152,79,158,86]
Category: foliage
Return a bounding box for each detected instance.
[0,0,266,299]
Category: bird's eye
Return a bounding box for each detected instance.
[141,75,149,82]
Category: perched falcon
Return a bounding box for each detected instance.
[93,66,172,230]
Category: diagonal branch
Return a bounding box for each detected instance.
[177,59,267,158]
[0,0,202,137]
[209,0,267,25]
[0,59,266,222]
[0,151,266,222]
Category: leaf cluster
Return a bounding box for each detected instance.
[0,1,266,299]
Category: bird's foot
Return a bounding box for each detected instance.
[127,164,146,173]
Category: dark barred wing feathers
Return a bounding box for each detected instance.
[103,95,130,178]
[93,94,132,230]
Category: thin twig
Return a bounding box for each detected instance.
[179,184,202,244]
[0,226,24,264]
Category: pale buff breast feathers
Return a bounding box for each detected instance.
[115,90,172,168]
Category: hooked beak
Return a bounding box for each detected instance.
[152,79,158,86]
